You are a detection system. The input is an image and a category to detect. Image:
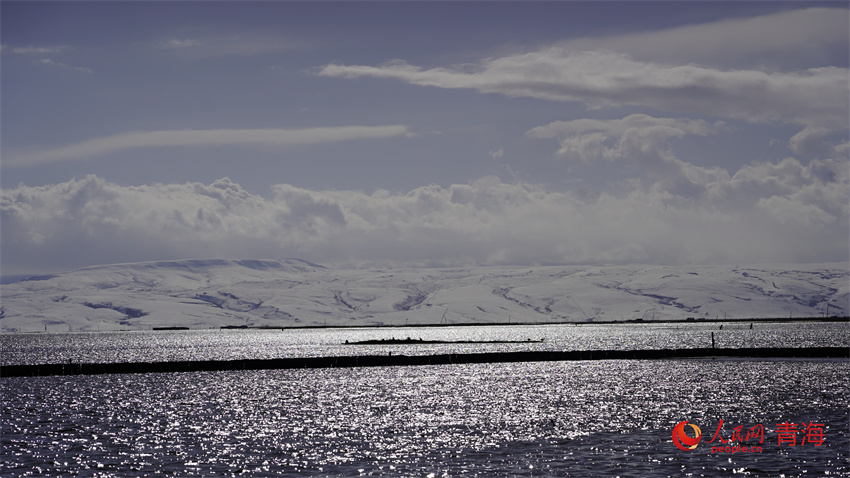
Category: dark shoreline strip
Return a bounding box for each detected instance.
[346,339,545,345]
[2,347,847,377]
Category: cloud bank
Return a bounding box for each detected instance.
[3,151,847,274]
[4,126,409,167]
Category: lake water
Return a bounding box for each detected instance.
[2,323,849,477]
[2,321,848,366]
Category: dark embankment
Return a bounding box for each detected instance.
[346,339,545,345]
[2,347,847,377]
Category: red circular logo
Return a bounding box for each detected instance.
[672,420,702,450]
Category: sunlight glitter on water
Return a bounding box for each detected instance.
[2,321,848,365]
[3,360,848,476]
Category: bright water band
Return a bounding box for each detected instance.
[3,347,847,377]
[5,321,849,366]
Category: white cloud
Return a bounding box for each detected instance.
[788,127,848,158]
[318,8,848,145]
[712,156,849,217]
[528,115,717,140]
[3,125,410,167]
[3,156,847,274]
[559,7,848,70]
[527,114,727,197]
[527,114,717,160]
[319,50,847,132]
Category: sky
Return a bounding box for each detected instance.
[1,1,848,275]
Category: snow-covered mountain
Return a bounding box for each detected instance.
[1,259,847,332]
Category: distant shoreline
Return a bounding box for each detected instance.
[3,316,847,334]
[217,315,847,330]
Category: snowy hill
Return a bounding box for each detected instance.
[1,259,847,332]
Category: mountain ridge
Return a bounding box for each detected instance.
[1,259,847,332]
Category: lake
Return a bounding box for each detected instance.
[2,323,848,476]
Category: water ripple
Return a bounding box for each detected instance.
[3,360,848,476]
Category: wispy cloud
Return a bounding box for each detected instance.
[318,8,848,138]
[9,45,68,55]
[320,51,847,132]
[4,44,92,73]
[35,58,93,74]
[4,126,410,167]
[558,7,848,70]
[160,38,203,49]
[155,33,309,59]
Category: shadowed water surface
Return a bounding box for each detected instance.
[3,359,848,477]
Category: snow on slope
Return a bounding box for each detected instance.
[1,259,847,332]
